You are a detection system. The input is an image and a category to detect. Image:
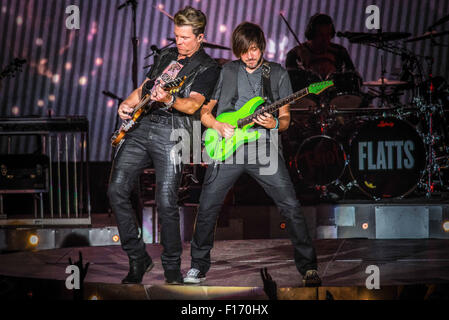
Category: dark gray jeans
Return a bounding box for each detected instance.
[190,148,318,276]
[108,118,183,270]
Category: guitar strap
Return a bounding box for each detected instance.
[261,61,279,118]
[261,60,274,103]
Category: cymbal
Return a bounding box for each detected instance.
[364,78,409,86]
[346,31,411,43]
[167,38,231,51]
[404,30,449,43]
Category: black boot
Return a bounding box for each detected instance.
[122,254,154,284]
[165,269,184,285]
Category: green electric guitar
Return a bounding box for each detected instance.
[204,81,334,161]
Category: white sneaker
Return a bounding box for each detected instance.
[183,268,206,284]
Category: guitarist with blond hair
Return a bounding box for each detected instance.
[108,6,219,285]
[184,22,321,287]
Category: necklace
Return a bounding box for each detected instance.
[244,68,262,96]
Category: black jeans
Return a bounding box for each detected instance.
[190,146,318,276]
[108,117,183,270]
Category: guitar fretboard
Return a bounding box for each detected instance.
[237,87,309,128]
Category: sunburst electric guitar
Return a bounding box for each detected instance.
[204,81,334,161]
[111,76,187,148]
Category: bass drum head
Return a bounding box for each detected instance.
[295,135,347,186]
[349,117,426,199]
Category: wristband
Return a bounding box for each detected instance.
[272,117,279,130]
[165,95,175,108]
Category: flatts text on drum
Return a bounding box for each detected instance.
[358,141,415,171]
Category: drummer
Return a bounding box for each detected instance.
[286,13,356,79]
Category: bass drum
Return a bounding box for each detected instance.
[349,117,426,199]
[295,135,347,187]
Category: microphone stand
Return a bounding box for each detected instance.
[118,0,139,89]
[280,13,302,46]
[102,91,124,162]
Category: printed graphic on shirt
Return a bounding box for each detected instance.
[150,60,184,94]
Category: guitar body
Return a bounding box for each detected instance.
[204,80,334,161]
[110,76,187,148]
[111,104,147,147]
[204,96,265,161]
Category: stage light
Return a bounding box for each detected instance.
[112,235,120,242]
[37,100,45,107]
[16,16,23,26]
[28,234,39,246]
[89,295,100,300]
[11,106,20,115]
[65,62,72,70]
[219,25,227,33]
[362,223,369,230]
[279,222,286,230]
[443,221,449,232]
[95,57,103,66]
[79,76,88,85]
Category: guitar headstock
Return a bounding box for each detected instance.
[163,76,187,94]
[308,80,334,95]
[0,58,27,79]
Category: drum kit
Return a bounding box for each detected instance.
[286,22,449,201]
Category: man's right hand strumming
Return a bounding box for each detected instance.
[213,121,235,139]
[118,101,135,120]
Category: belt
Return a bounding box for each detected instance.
[147,114,173,125]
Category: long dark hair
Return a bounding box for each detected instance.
[232,22,266,58]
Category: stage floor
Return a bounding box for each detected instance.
[1,239,449,289]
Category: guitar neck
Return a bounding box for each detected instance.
[239,87,309,127]
[131,94,153,116]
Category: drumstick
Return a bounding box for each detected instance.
[280,13,302,46]
[154,5,174,21]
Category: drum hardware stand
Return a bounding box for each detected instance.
[379,55,387,107]
[415,98,447,197]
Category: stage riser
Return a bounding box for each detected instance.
[0,227,121,252]
[1,204,448,252]
[311,204,449,239]
[143,204,449,242]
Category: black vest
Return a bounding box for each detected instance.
[144,47,218,136]
[216,60,284,116]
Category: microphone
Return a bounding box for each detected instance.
[337,31,360,39]
[117,0,137,10]
[150,45,161,54]
[102,91,123,102]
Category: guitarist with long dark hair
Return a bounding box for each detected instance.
[184,22,321,287]
[108,6,219,285]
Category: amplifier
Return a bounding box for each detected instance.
[0,154,49,190]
